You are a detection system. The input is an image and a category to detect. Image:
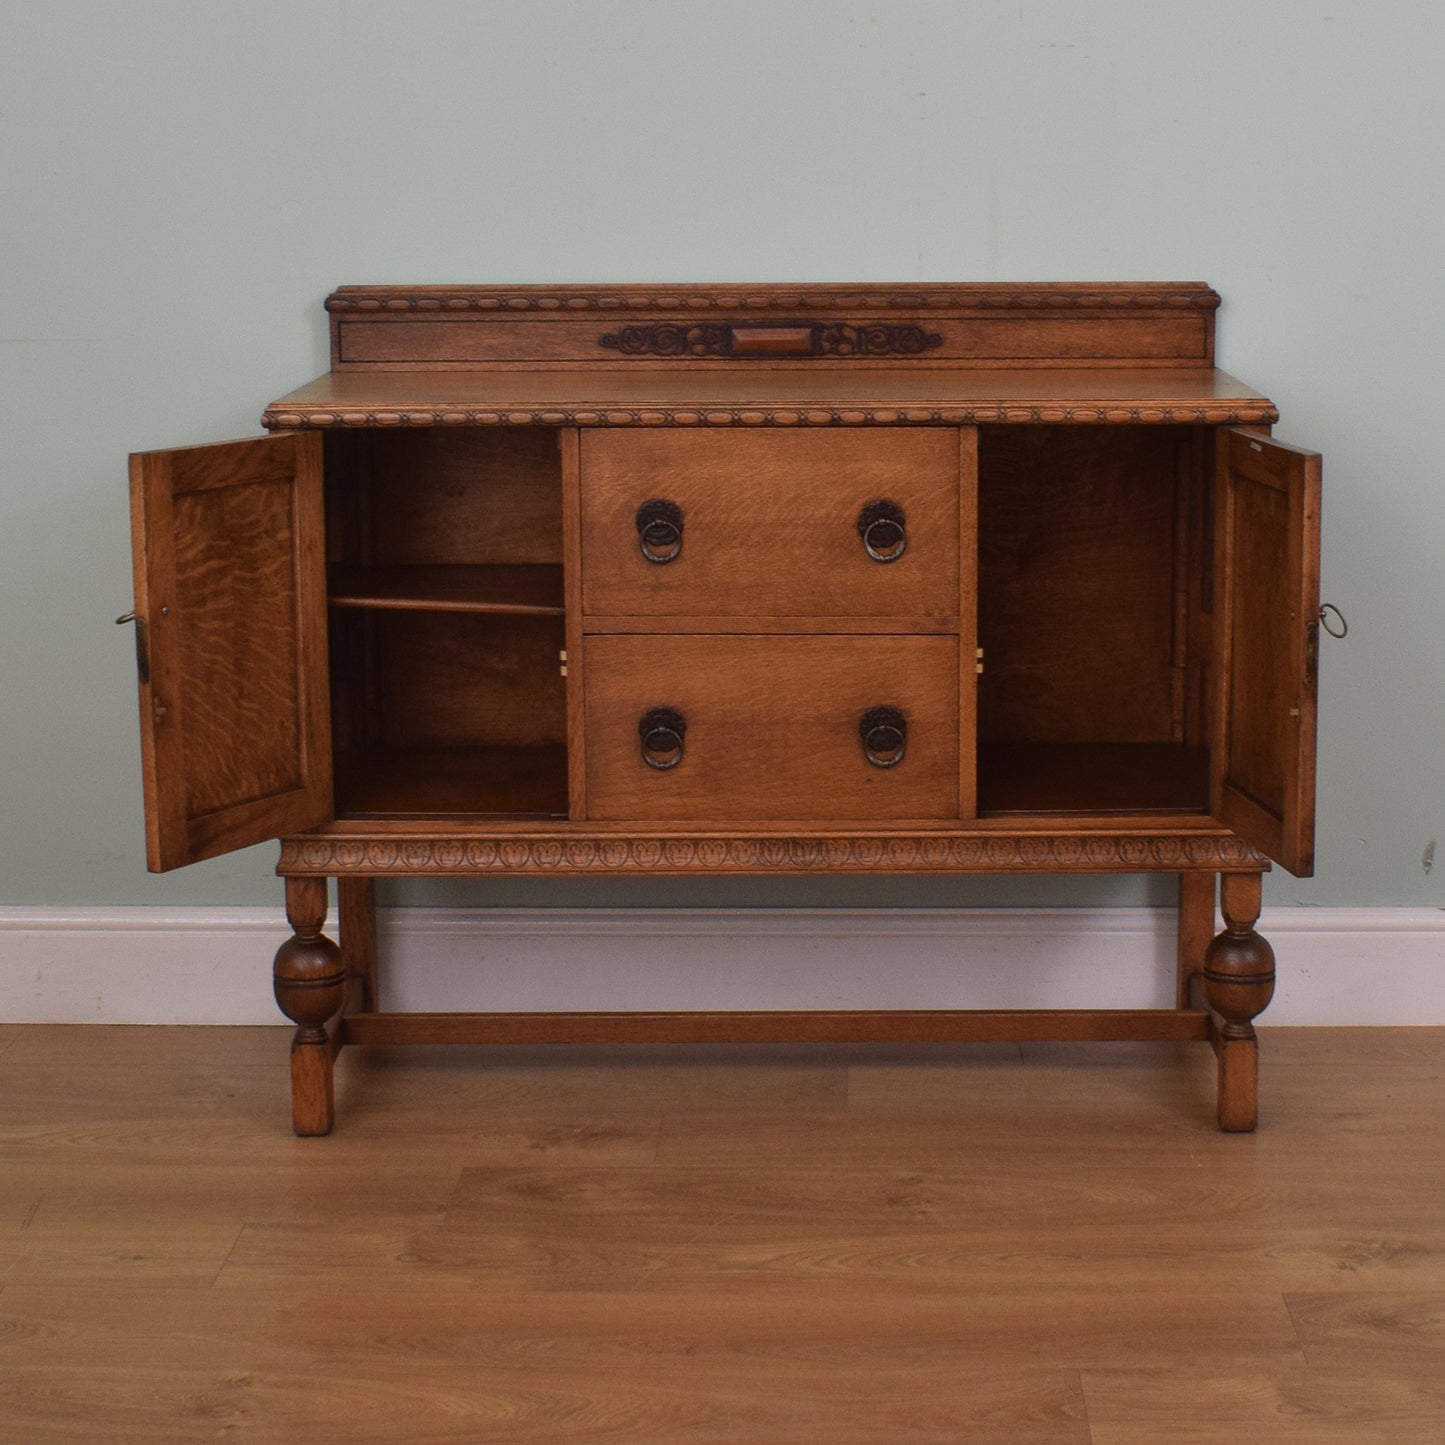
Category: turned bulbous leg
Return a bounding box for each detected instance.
[1202,872,1275,1133]
[273,877,344,1136]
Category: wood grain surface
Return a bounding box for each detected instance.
[360,429,563,567]
[579,428,961,621]
[128,433,333,870]
[977,424,1187,746]
[263,365,1278,429]
[1,1026,1441,1442]
[583,633,960,820]
[1213,429,1321,877]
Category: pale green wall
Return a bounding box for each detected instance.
[2,0,1440,909]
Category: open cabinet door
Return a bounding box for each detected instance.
[1214,429,1321,876]
[129,433,332,871]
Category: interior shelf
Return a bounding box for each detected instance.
[334,744,569,818]
[328,563,564,616]
[978,742,1210,816]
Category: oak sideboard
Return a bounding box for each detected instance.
[126,282,1323,1134]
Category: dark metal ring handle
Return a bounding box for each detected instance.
[857,500,907,563]
[1319,602,1348,639]
[639,706,687,770]
[636,499,684,563]
[860,706,907,768]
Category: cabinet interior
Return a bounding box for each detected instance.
[318,422,1219,823]
[323,430,568,818]
[975,424,1214,816]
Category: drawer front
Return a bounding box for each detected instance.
[584,634,960,821]
[580,430,960,622]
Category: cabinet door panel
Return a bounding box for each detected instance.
[1214,429,1320,876]
[129,434,332,870]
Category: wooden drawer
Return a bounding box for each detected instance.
[583,634,960,821]
[579,430,961,624]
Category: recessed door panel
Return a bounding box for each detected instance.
[1214,429,1321,876]
[129,433,331,870]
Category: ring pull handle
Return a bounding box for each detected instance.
[636,499,684,564]
[639,706,687,770]
[860,706,907,768]
[1318,603,1348,639]
[857,499,907,563]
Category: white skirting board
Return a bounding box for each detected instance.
[1,905,1442,1027]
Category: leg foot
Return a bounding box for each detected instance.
[288,1031,335,1138]
[1203,872,1274,1133]
[273,877,344,1136]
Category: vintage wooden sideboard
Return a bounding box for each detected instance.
[125,282,1325,1135]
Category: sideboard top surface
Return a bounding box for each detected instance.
[263,365,1276,430]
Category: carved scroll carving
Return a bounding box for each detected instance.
[598,322,944,359]
[601,323,730,357]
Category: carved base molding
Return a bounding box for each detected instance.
[277,830,1269,876]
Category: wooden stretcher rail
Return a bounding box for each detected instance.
[335,1008,1214,1048]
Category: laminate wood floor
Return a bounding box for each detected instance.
[1,1025,1442,1442]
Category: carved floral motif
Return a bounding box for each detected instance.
[600,323,731,357]
[597,322,944,358]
